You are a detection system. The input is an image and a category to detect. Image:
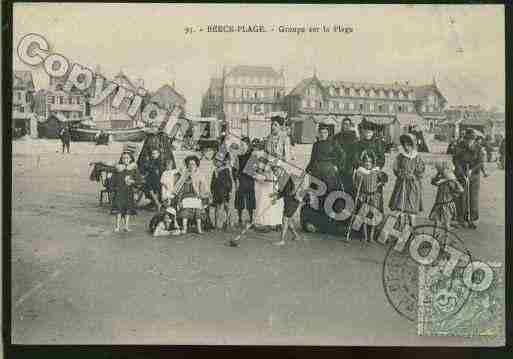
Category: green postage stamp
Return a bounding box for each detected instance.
[417,261,504,338]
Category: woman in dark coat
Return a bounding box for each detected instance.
[353,120,386,170]
[452,129,485,228]
[333,117,359,192]
[306,124,346,193]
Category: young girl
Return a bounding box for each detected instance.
[211,152,233,230]
[269,166,302,246]
[389,134,425,227]
[352,151,388,241]
[160,158,178,202]
[429,160,464,231]
[111,150,142,232]
[176,155,209,234]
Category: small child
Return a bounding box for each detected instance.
[352,151,388,241]
[269,166,302,246]
[153,207,181,237]
[429,161,464,231]
[389,134,426,228]
[111,150,142,232]
[211,152,233,230]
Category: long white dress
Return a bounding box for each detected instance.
[253,149,284,227]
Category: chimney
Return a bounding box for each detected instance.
[172,80,176,89]
[95,65,102,75]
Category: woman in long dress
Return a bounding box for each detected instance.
[254,117,288,230]
[389,134,426,227]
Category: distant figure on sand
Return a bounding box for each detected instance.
[59,126,71,154]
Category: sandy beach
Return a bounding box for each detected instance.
[11,139,505,345]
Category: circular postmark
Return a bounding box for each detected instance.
[382,224,473,322]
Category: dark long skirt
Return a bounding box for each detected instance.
[456,173,480,221]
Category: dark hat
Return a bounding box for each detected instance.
[360,119,376,131]
[241,136,251,145]
[463,129,477,140]
[342,116,353,124]
[184,155,201,167]
[318,123,331,131]
[270,116,284,126]
[400,133,416,148]
[251,138,264,150]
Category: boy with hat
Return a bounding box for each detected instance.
[233,137,257,228]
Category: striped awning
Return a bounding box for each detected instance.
[365,116,396,126]
[396,113,425,127]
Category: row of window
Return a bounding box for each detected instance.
[48,95,84,105]
[14,91,31,103]
[225,76,282,86]
[420,104,444,113]
[225,87,282,99]
[13,104,29,113]
[225,103,278,114]
[308,86,415,100]
[302,99,414,113]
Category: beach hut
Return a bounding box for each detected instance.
[291,116,316,144]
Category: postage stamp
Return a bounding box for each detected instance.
[382,224,472,322]
[418,261,504,338]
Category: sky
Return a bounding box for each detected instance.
[13,3,505,115]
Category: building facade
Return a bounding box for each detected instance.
[148,83,187,126]
[284,75,425,144]
[34,75,87,122]
[414,79,448,132]
[12,71,38,138]
[89,68,145,129]
[445,105,500,140]
[201,65,286,130]
[200,78,223,118]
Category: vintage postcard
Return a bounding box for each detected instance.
[9,3,505,346]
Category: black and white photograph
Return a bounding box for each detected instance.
[8,3,506,346]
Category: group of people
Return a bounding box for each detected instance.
[105,115,491,245]
[300,118,488,238]
[107,117,295,244]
